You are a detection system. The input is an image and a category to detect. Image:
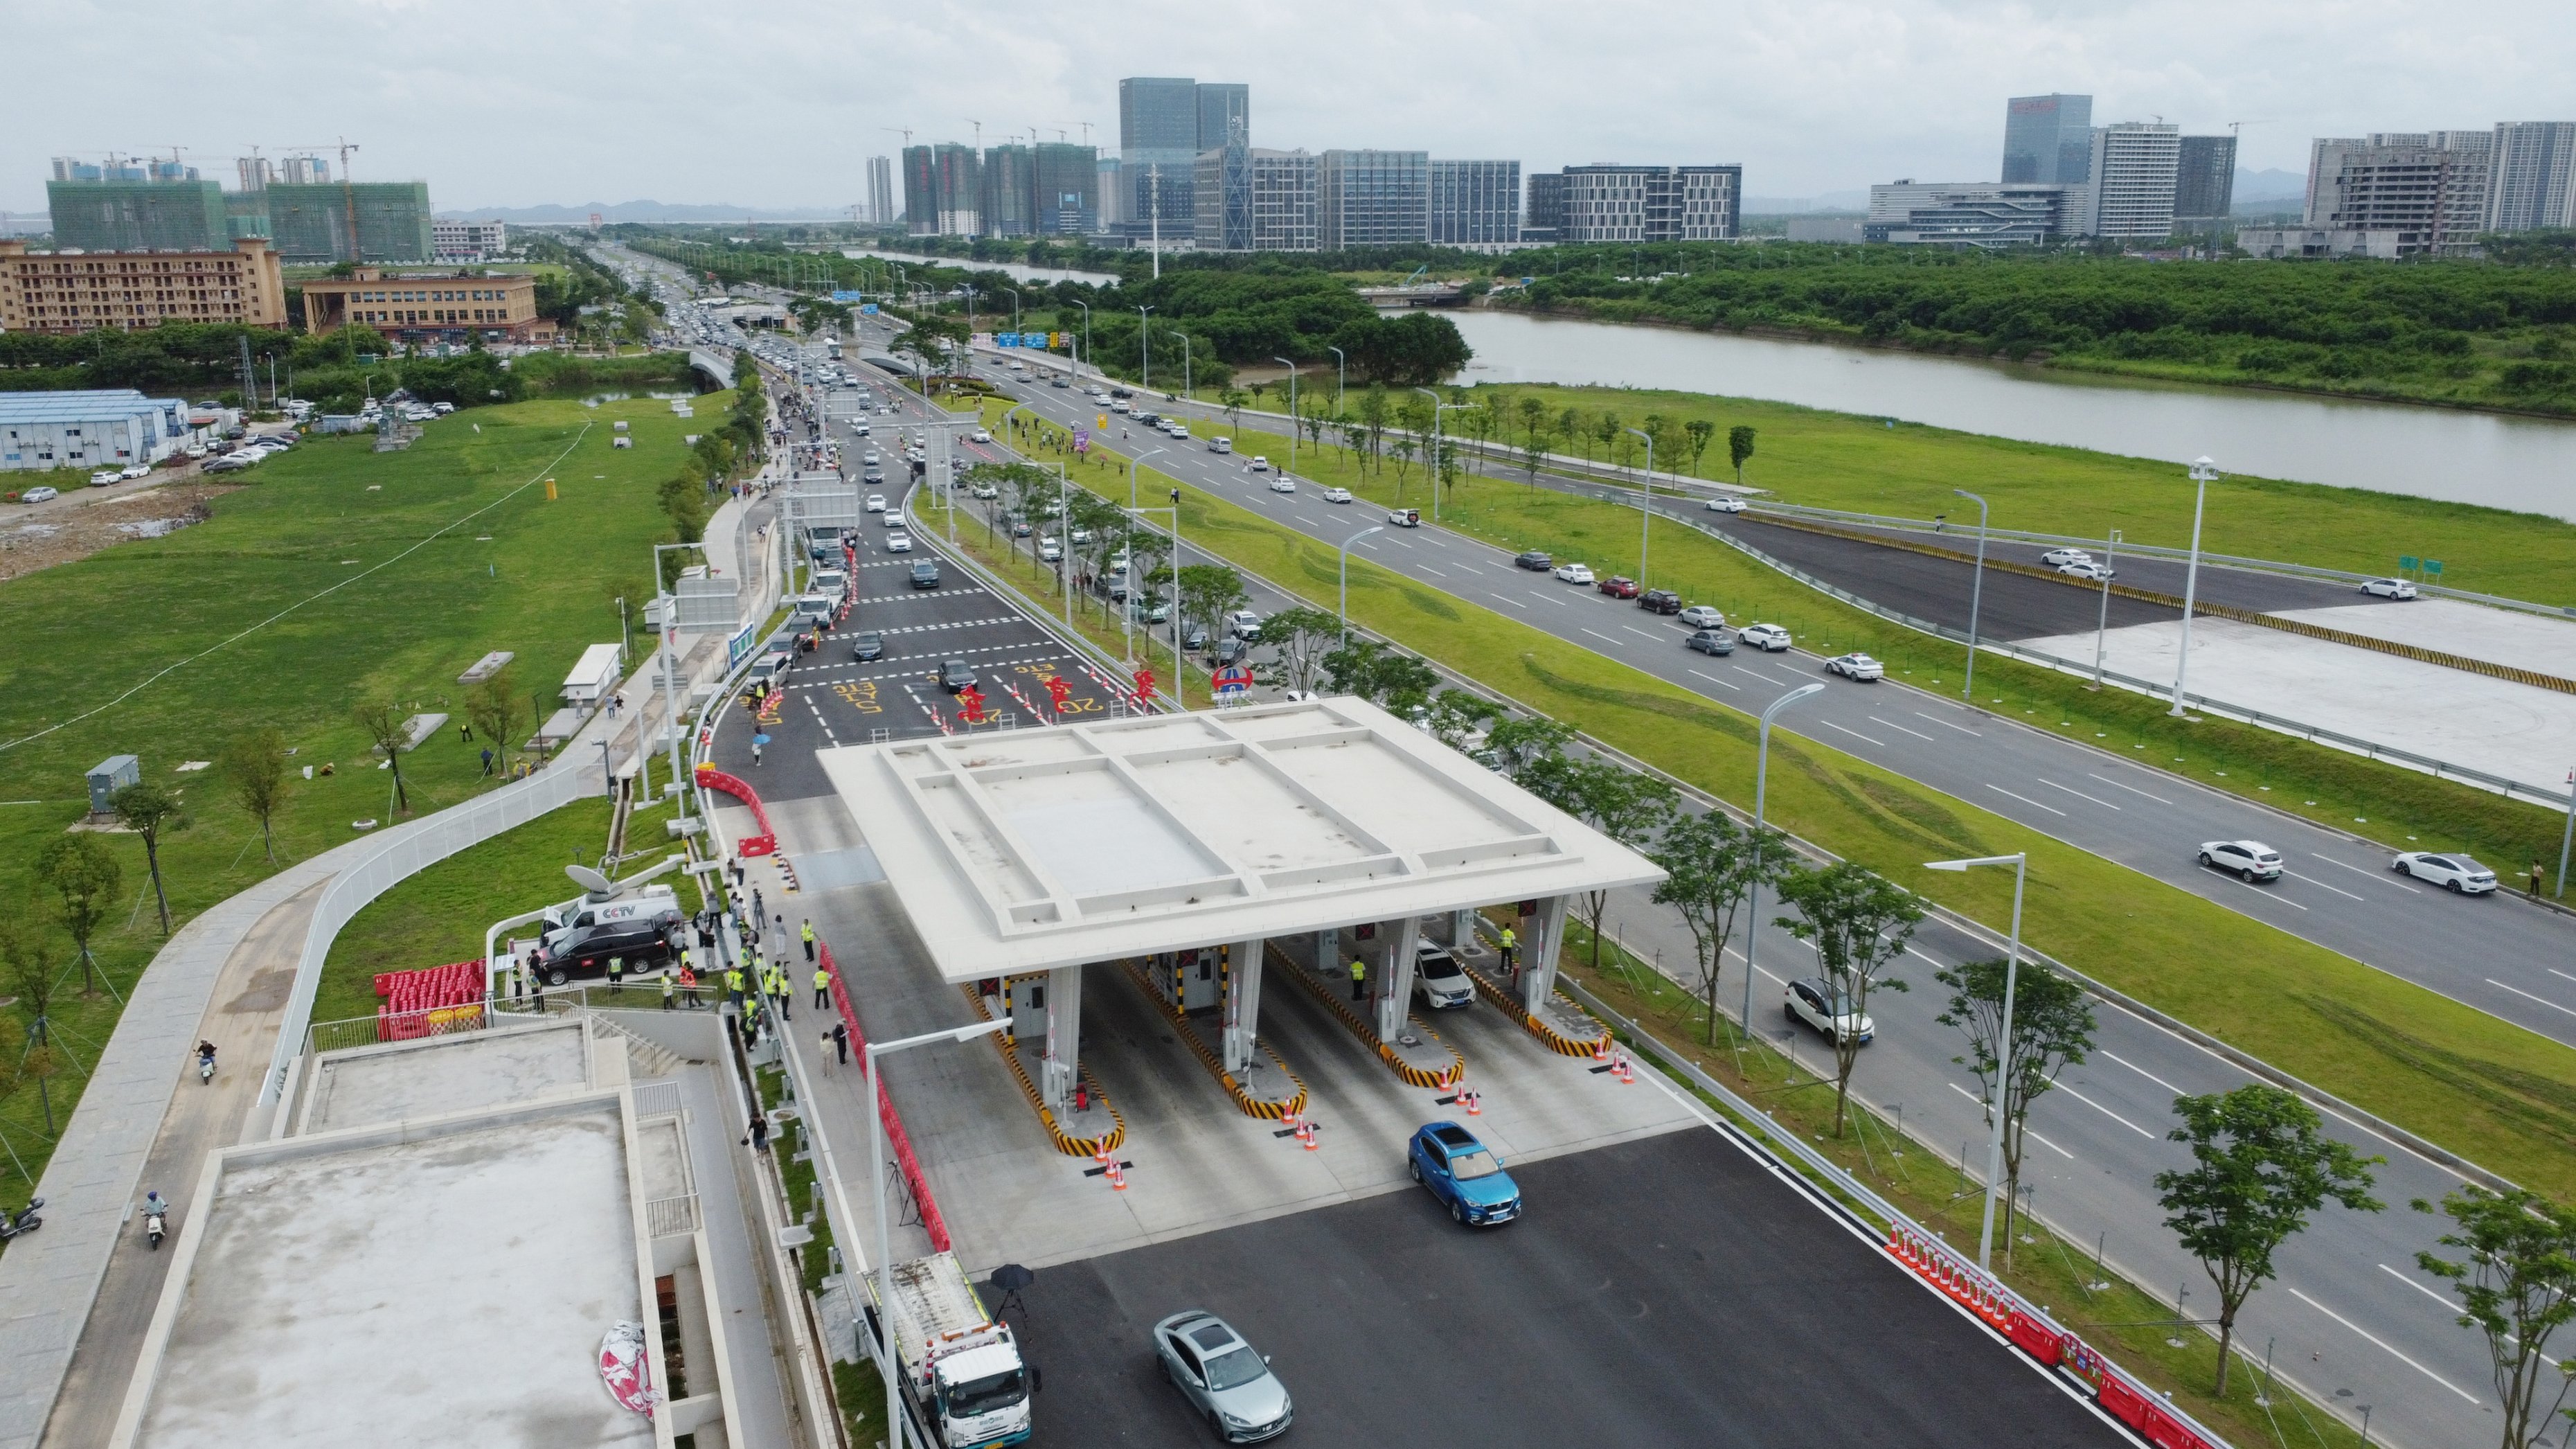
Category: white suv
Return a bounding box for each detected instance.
[1786,977,1872,1044]
[2199,839,2283,882]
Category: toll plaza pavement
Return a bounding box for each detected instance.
[1003,1125,2128,1449]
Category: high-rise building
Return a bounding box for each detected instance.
[235,155,271,193]
[2303,133,2493,254]
[1120,77,1201,235]
[1522,172,1565,242]
[1319,150,1430,249]
[1556,165,1742,241]
[1249,150,1318,251]
[867,155,896,227]
[1197,84,1249,153]
[2002,94,2094,185]
[902,146,938,235]
[262,181,436,264]
[1430,161,1521,244]
[2487,121,2576,233]
[1033,143,1099,235]
[1194,143,1252,251]
[2173,135,2238,222]
[278,154,329,185]
[2081,123,2180,239]
[902,144,981,236]
[46,175,229,252]
[982,144,1036,237]
[1866,181,2074,247]
[1098,156,1126,231]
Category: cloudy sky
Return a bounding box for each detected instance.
[8,0,2571,215]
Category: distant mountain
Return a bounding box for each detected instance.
[436,201,851,224]
[2235,168,2306,202]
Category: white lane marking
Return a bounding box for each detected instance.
[1688,669,1741,691]
[1582,628,1625,647]
[2100,1051,2185,1096]
[1449,561,1484,574]
[2284,870,2364,903]
[1417,564,1447,577]
[2037,779,2121,810]
[1385,537,1414,549]
[1490,594,1528,610]
[1821,720,1888,749]
[2079,771,2174,805]
[2552,968,2576,987]
[2053,1083,2157,1139]
[2286,1288,2483,1404]
[1868,715,1939,743]
[1623,625,1664,641]
[1985,783,2067,817]
[2487,978,2576,1019]
[1535,592,1567,606]
[1735,666,1792,686]
[2315,851,2422,894]
[2025,1128,2075,1160]
[1915,711,1983,736]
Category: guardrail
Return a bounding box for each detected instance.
[645,1192,701,1238]
[260,758,598,1108]
[823,941,952,1252]
[305,1003,488,1057]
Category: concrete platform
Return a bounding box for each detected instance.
[2271,596,2576,682]
[297,1020,587,1133]
[2020,615,2576,791]
[1269,934,1467,1089]
[1112,959,1307,1120]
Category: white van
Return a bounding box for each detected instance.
[1210,437,1233,454]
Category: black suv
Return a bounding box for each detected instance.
[1514,551,1553,571]
[909,561,940,589]
[538,914,681,984]
[940,659,976,691]
[1638,589,1683,614]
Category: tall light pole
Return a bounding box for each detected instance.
[1273,357,1298,476]
[1137,305,1154,390]
[651,542,706,822]
[2091,528,2123,691]
[1925,852,2028,1272]
[1125,447,1168,662]
[1001,287,1020,333]
[2172,456,2217,716]
[1164,329,1191,399]
[1954,488,1989,704]
[1415,388,1467,522]
[871,1019,1011,1444]
[1744,683,1824,1043]
[1624,427,1656,588]
[1073,300,1091,379]
[1327,346,1345,414]
[1339,525,1385,646]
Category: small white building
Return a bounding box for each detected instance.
[562,643,625,712]
[0,389,191,473]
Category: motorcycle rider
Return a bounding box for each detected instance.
[195,1040,216,1078]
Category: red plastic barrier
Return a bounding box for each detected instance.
[2097,1373,2153,1431]
[821,941,952,1254]
[2003,1309,2064,1367]
[696,765,778,856]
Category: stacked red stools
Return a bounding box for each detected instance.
[375,960,487,1041]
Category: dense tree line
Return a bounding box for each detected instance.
[1495,241,2576,409]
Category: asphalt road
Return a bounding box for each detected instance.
[970,363,2576,1066]
[1005,1128,2128,1449]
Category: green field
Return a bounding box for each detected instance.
[1016,401,2576,1200]
[0,395,701,1184]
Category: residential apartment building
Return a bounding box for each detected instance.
[0,389,194,474]
[1248,150,1318,252]
[1865,181,2071,248]
[1032,143,1099,235]
[2081,123,2180,239]
[296,266,552,344]
[1319,150,1429,248]
[2173,134,2237,222]
[981,145,1037,237]
[1522,172,1565,242]
[867,155,896,228]
[0,236,285,335]
[901,143,981,236]
[1430,160,1521,245]
[2487,121,2576,233]
[2001,94,2094,185]
[1556,164,1742,241]
[431,220,506,260]
[2304,134,2491,254]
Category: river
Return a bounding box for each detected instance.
[1444,310,2576,519]
[841,248,1120,289]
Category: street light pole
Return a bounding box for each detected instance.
[1327,347,1345,414]
[871,1020,1010,1448]
[1073,300,1091,380]
[2091,528,2122,690]
[2172,456,2217,716]
[1954,488,1989,704]
[1925,852,2029,1272]
[1137,305,1154,390]
[1625,427,1656,588]
[1165,330,1191,399]
[1273,358,1298,477]
[1339,525,1385,646]
[1744,683,1825,1040]
[1125,448,1168,662]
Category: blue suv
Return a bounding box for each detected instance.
[1408,1121,1521,1226]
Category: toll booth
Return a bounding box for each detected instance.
[1147,949,1222,1013]
[87,754,140,816]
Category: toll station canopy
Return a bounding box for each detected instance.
[815,695,1665,984]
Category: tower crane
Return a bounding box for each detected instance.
[274,138,363,261]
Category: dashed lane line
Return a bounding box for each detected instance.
[1983,783,2067,817]
[1867,715,1938,743]
[1820,720,1887,749]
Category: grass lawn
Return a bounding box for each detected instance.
[1131,404,2576,878]
[1014,400,2576,1200]
[1181,379,2576,608]
[0,394,701,1186]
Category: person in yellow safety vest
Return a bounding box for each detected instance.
[1499,925,1518,973]
[607,955,624,989]
[801,918,817,962]
[771,964,792,1022]
[1349,957,1368,1003]
[813,966,832,1011]
[725,967,746,1011]
[661,974,676,1010]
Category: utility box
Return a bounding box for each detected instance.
[87,754,140,815]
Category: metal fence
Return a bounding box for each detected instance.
[304,1004,490,1057]
[260,759,598,1108]
[644,1193,701,1238]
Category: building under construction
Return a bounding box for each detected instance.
[43,154,436,264]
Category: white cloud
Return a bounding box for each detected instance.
[5,0,2569,212]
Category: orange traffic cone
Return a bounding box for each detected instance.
[1462,1089,1482,1117]
[1298,1119,1318,1151]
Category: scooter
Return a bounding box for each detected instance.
[0,1198,42,1243]
[197,1054,215,1085]
[145,1207,166,1251]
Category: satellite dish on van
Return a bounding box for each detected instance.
[565,863,618,898]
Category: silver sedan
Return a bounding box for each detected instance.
[1152,1311,1292,1442]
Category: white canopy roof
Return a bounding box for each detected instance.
[816,695,1664,983]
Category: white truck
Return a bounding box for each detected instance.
[868,1252,1034,1448]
